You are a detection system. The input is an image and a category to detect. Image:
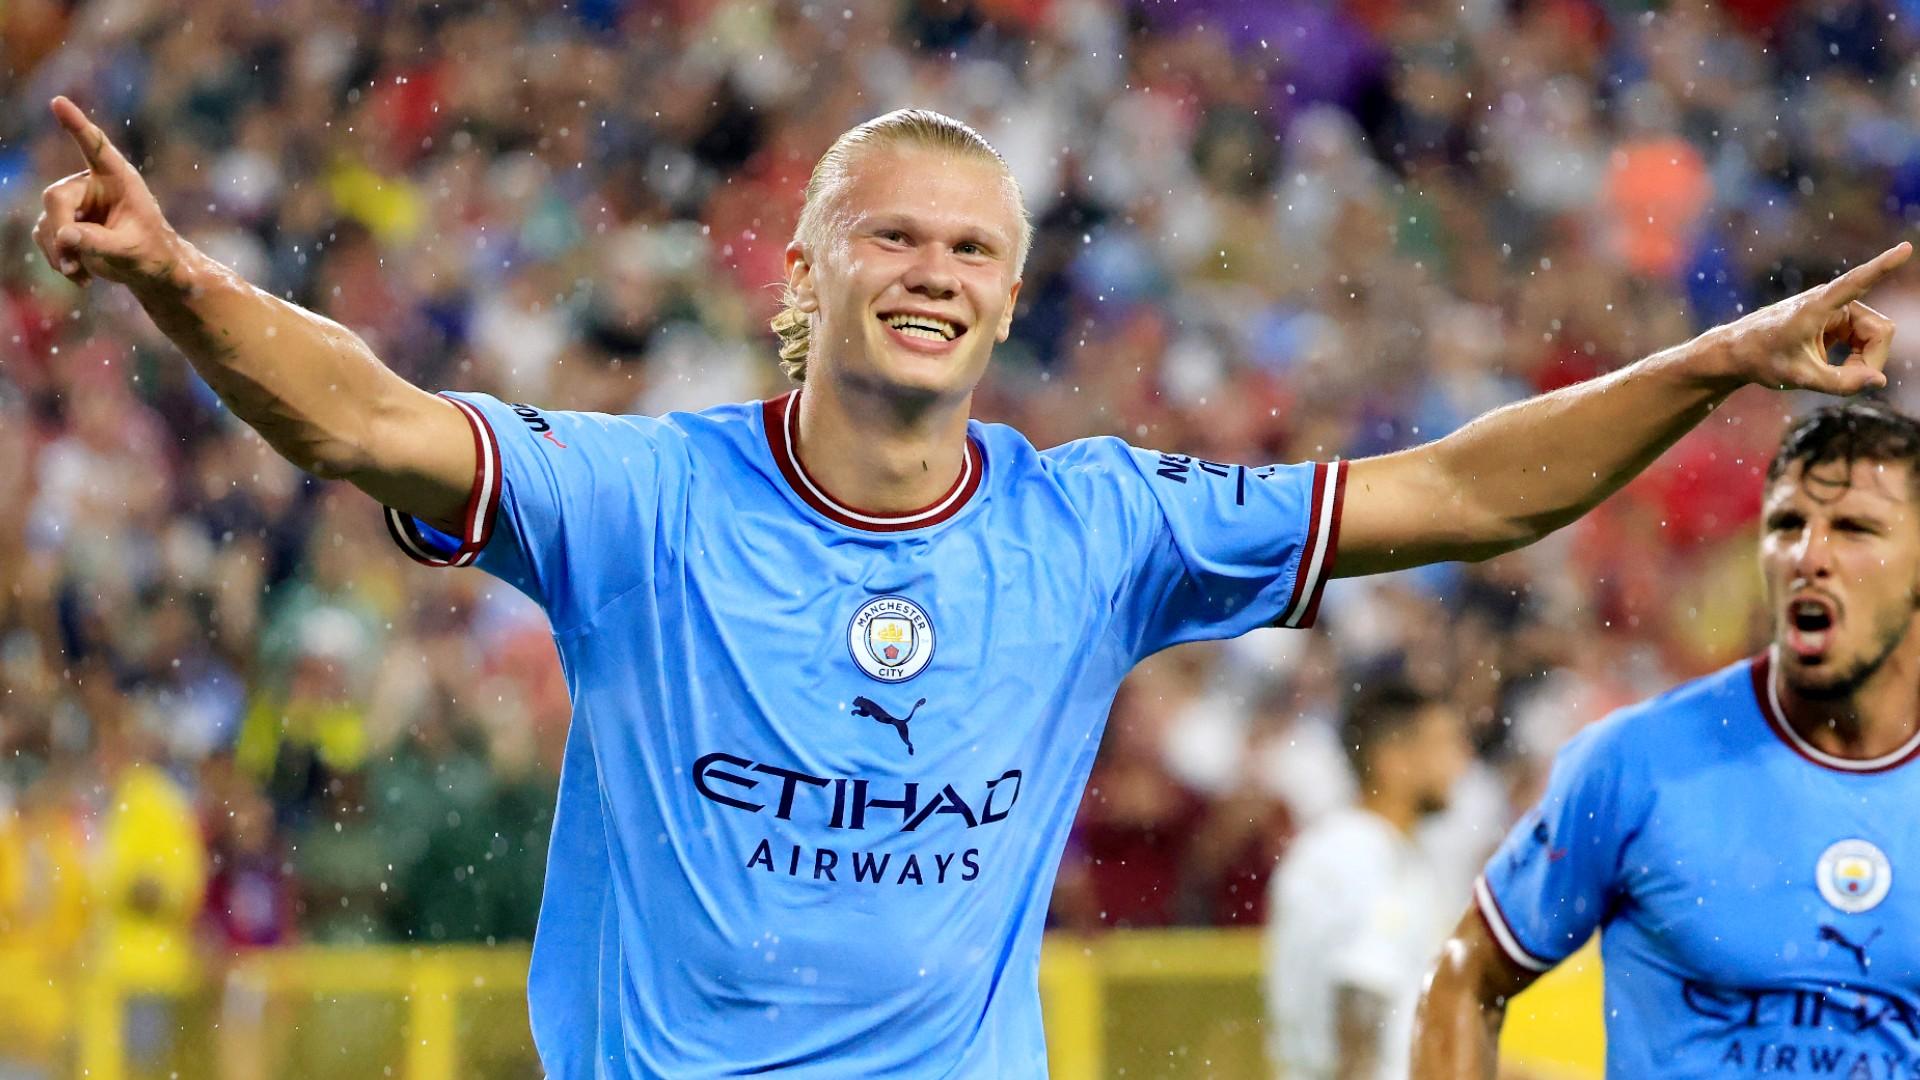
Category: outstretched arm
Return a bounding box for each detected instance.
[1334,243,1910,577]
[30,97,472,530]
[1410,907,1541,1079]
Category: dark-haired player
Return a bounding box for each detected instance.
[32,91,1911,1077]
[1416,401,1920,1078]
[1267,679,1471,1079]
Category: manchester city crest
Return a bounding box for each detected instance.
[1816,839,1892,915]
[848,595,935,683]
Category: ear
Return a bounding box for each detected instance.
[995,277,1022,343]
[785,242,819,314]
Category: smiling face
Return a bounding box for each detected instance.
[783,144,1023,401]
[1760,457,1920,699]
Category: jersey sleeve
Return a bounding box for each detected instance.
[382,391,679,630]
[1475,717,1649,973]
[1105,443,1346,658]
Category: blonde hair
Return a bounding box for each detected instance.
[771,109,1030,382]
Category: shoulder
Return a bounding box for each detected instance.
[462,391,765,466]
[1562,658,1761,777]
[1282,809,1397,877]
[962,427,1138,505]
[1033,435,1202,485]
[651,398,763,454]
[1019,434,1169,505]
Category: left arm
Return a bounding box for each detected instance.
[1334,243,1910,577]
[1333,984,1389,1080]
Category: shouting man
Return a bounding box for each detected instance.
[1415,402,1920,1077]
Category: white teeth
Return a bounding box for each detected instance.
[883,314,958,340]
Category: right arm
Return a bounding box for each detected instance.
[31,96,471,529]
[1411,907,1541,1079]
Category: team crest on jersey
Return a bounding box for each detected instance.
[848,596,934,683]
[1816,839,1892,914]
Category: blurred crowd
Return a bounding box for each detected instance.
[4,0,1920,1070]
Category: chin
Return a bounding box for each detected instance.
[865,349,982,398]
[1781,651,1877,701]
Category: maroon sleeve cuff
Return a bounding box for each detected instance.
[1278,459,1346,629]
[383,394,502,568]
[1472,875,1555,974]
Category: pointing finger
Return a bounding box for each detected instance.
[49,96,134,180]
[1823,242,1914,306]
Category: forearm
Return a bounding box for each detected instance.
[1409,978,1505,1080]
[1338,245,1908,576]
[1411,917,1533,1080]
[128,239,416,479]
[1431,337,1737,556]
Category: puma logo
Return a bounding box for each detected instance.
[1819,924,1882,975]
[852,696,926,755]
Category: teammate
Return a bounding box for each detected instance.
[31,94,1909,1076]
[1413,401,1920,1077]
[1266,679,1471,1079]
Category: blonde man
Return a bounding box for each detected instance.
[33,96,1908,1076]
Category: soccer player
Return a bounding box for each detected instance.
[1413,401,1920,1077]
[32,94,1909,1076]
[1266,679,1472,1079]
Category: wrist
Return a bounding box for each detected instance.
[127,232,221,305]
[1664,329,1747,396]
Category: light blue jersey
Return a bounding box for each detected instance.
[1479,655,1920,1078]
[385,390,1345,1078]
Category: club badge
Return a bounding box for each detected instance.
[848,595,934,683]
[1817,839,1892,915]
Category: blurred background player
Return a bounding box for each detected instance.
[1415,400,1920,1077]
[1266,676,1471,1079]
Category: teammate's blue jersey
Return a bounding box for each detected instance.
[1479,654,1920,1078]
[385,390,1345,1078]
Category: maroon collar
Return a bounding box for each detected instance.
[760,391,984,532]
[1749,651,1920,773]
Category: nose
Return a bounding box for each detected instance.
[1789,524,1835,581]
[900,246,959,299]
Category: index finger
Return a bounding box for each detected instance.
[1823,242,1914,305]
[49,95,133,178]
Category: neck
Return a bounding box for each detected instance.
[793,373,973,515]
[1774,636,1920,760]
[1360,787,1419,836]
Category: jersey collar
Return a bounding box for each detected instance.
[760,390,984,533]
[1750,650,1920,773]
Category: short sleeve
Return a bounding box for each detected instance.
[1476,718,1647,973]
[382,391,679,630]
[1109,444,1346,658]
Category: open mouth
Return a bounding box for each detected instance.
[879,311,967,344]
[1786,596,1837,660]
